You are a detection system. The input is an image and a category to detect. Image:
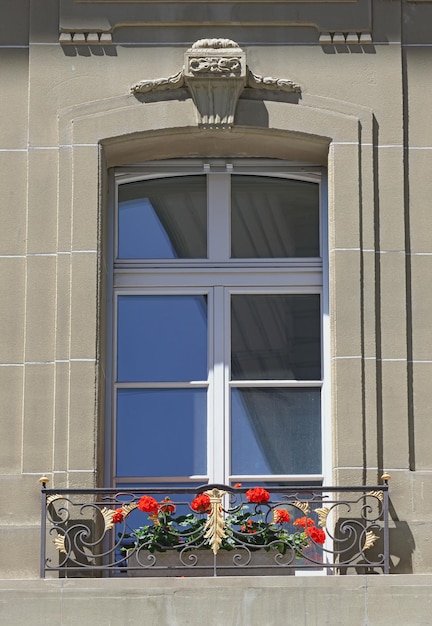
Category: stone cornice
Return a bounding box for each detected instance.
[59,0,373,42]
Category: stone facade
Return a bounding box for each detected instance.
[2,0,432,621]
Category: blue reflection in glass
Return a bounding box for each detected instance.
[119,198,179,259]
[117,176,207,259]
[231,388,321,475]
[117,295,207,382]
[116,388,207,477]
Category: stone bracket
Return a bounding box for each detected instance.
[59,31,113,44]
[319,31,373,44]
[131,39,301,129]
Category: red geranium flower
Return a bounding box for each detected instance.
[233,483,242,489]
[293,516,314,529]
[246,487,270,504]
[137,495,159,514]
[190,493,211,513]
[112,508,124,524]
[307,526,326,544]
[273,509,290,524]
[241,520,256,533]
[159,497,175,514]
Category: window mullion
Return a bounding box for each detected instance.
[207,172,230,261]
[211,286,226,484]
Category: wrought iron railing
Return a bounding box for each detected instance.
[41,482,389,577]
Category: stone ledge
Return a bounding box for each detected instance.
[2,575,432,626]
[2,573,432,589]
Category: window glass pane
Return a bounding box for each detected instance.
[231,388,321,475]
[117,294,207,382]
[231,176,319,258]
[231,294,321,381]
[118,176,207,259]
[116,389,207,477]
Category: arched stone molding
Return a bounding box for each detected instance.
[60,95,363,156]
[56,93,376,486]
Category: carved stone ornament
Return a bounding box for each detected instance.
[131,39,301,129]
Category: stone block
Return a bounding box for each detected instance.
[0,257,25,364]
[377,147,405,253]
[0,526,40,579]
[70,253,98,360]
[406,46,432,146]
[68,361,98,472]
[29,0,58,44]
[329,144,361,250]
[362,357,379,465]
[57,146,73,252]
[358,144,375,251]
[412,363,432,470]
[331,249,362,358]
[408,149,432,254]
[379,251,408,360]
[411,255,432,362]
[403,2,432,45]
[27,148,58,254]
[22,363,54,474]
[24,255,56,363]
[0,367,24,474]
[0,151,27,254]
[71,146,99,252]
[381,360,409,469]
[54,254,72,361]
[0,474,42,525]
[367,574,432,623]
[0,49,28,148]
[0,0,29,46]
[361,250,378,358]
[53,361,69,473]
[332,357,364,469]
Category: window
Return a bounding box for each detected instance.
[108,160,328,489]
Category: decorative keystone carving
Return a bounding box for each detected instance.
[131,39,300,129]
[183,40,246,128]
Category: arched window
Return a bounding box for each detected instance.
[108,159,328,489]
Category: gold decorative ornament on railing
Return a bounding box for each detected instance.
[203,488,227,555]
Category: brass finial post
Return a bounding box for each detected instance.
[381,472,391,485]
[39,475,49,488]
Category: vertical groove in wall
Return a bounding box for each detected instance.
[373,115,383,482]
[358,122,367,486]
[20,38,31,474]
[401,2,415,472]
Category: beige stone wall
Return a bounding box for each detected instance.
[1,0,432,582]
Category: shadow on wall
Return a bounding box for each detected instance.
[321,43,376,55]
[335,517,415,575]
[62,45,118,57]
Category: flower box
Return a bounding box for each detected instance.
[114,486,325,577]
[127,548,295,577]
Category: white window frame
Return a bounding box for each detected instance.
[106,159,330,488]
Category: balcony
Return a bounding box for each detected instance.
[41,482,389,577]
